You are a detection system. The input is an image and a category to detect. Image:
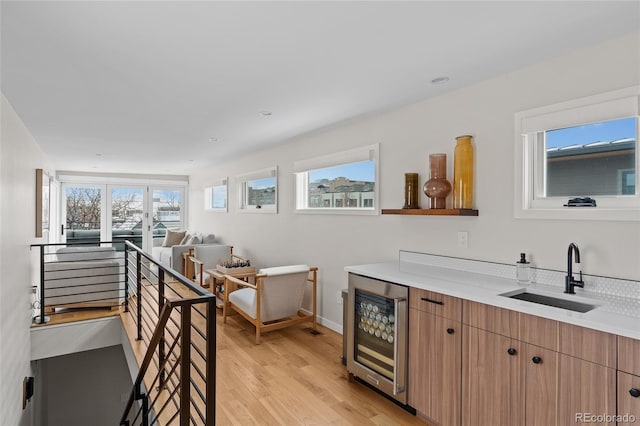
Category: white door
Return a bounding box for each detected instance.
[109,186,146,251]
[60,183,106,244]
[147,187,186,252]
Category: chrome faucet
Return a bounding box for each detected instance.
[565,243,584,294]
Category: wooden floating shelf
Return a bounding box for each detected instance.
[381,208,479,216]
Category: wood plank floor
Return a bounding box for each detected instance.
[31,305,124,327]
[214,312,426,426]
[34,288,428,425]
[121,305,427,425]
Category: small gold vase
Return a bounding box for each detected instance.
[403,173,420,209]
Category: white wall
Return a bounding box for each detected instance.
[1,94,53,426]
[189,32,640,331]
[30,317,123,361]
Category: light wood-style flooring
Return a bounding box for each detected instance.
[37,305,428,425]
[213,312,426,425]
[31,306,124,327]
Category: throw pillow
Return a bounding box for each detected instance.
[162,229,186,247]
[180,233,202,245]
[202,233,216,244]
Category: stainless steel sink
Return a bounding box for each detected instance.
[500,290,597,313]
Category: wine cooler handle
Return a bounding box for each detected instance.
[393,297,407,396]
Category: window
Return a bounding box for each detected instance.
[58,173,187,252]
[294,144,378,214]
[515,86,640,221]
[237,167,277,213]
[204,178,228,212]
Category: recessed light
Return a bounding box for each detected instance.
[188,159,195,162]
[209,137,219,143]
[431,76,450,85]
[259,110,272,116]
[95,153,102,157]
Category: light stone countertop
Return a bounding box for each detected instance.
[345,259,640,340]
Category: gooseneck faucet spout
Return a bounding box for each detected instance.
[565,243,585,294]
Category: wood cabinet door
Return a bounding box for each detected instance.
[523,344,558,426]
[557,354,616,425]
[618,371,640,422]
[462,325,521,426]
[409,309,461,426]
[619,336,640,376]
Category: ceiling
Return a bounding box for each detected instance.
[2,1,639,176]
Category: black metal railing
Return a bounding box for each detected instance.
[120,241,216,426]
[30,241,128,324]
[30,240,216,425]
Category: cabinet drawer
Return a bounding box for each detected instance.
[559,323,616,368]
[462,300,519,338]
[409,287,462,321]
[518,312,558,351]
[619,336,640,376]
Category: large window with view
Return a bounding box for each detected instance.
[59,176,187,252]
[515,86,639,220]
[295,144,378,214]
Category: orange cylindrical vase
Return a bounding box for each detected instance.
[453,135,474,209]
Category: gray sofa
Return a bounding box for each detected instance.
[150,232,218,276]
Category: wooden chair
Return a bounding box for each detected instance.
[188,245,249,288]
[222,265,318,344]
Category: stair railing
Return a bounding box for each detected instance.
[120,241,216,426]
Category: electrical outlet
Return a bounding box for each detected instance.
[458,231,469,249]
[337,290,342,305]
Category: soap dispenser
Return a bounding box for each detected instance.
[516,253,531,284]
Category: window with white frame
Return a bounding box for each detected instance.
[204,178,227,212]
[514,86,639,221]
[237,167,277,213]
[294,144,378,214]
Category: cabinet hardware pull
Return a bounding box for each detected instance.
[507,348,517,356]
[447,328,454,334]
[532,356,542,364]
[421,297,443,305]
[366,374,380,386]
[630,388,640,398]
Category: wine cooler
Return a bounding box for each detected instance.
[346,273,408,406]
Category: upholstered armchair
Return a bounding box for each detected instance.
[222,265,318,344]
[188,245,248,288]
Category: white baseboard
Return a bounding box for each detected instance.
[316,315,342,335]
[299,308,343,335]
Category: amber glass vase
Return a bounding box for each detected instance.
[423,153,451,209]
[403,173,420,209]
[453,135,474,209]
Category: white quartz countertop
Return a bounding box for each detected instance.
[345,261,640,340]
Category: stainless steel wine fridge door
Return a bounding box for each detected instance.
[346,273,408,405]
